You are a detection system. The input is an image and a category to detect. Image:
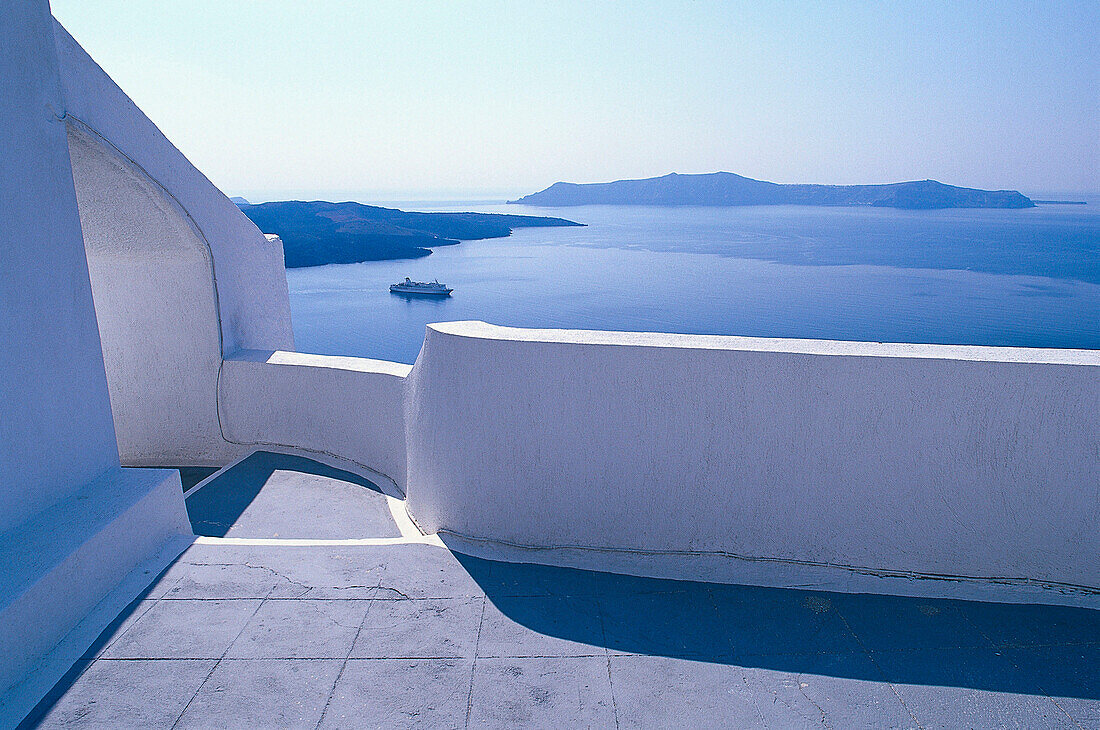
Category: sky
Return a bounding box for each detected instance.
[51,0,1099,201]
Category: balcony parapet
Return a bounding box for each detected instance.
[218,350,410,491]
[405,321,1100,600]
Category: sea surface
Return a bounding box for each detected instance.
[286,197,1100,364]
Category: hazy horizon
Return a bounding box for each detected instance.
[228,183,1100,208]
[52,1,1099,201]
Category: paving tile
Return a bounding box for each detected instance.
[468,657,616,728]
[478,595,607,657]
[713,590,865,657]
[184,451,399,539]
[260,549,386,600]
[832,593,988,651]
[100,599,262,659]
[373,544,487,599]
[478,560,599,597]
[596,570,698,595]
[175,659,342,729]
[740,653,918,729]
[318,659,472,729]
[959,600,1100,648]
[609,654,766,728]
[172,544,385,600]
[871,647,1078,728]
[351,597,483,658]
[225,599,370,659]
[600,590,729,658]
[610,653,916,729]
[140,564,183,600]
[161,560,287,600]
[1001,645,1100,728]
[33,659,215,729]
[80,599,159,659]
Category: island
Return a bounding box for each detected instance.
[510,172,1035,209]
[237,200,582,268]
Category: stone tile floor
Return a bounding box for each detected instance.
[20,452,1100,728]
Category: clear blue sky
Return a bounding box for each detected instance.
[52,0,1098,201]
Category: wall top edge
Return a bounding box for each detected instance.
[426,321,1100,366]
[228,349,413,378]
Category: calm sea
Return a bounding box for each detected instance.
[286,197,1100,364]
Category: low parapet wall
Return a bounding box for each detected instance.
[219,350,411,490]
[405,321,1100,592]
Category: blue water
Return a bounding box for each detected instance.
[286,198,1100,364]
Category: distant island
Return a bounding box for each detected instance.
[510,172,1035,210]
[238,200,582,268]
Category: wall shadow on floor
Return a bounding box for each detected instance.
[454,553,1099,701]
[16,562,175,730]
[183,450,385,537]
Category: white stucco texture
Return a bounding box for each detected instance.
[1,4,193,720]
[53,22,294,357]
[0,0,119,535]
[68,125,228,465]
[220,350,411,490]
[51,22,296,465]
[405,322,1100,590]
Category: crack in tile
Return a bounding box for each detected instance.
[373,586,413,600]
[793,672,830,728]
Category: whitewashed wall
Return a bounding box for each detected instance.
[0,5,191,720]
[54,23,294,357]
[406,322,1100,590]
[53,23,295,466]
[67,125,231,465]
[0,1,120,535]
[219,351,411,490]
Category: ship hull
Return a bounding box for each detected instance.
[390,286,452,296]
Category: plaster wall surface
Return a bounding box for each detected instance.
[220,350,411,489]
[52,22,294,357]
[0,0,119,535]
[406,322,1100,590]
[0,4,193,719]
[67,125,232,465]
[50,22,296,465]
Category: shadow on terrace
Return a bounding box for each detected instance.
[452,554,1100,700]
[183,451,399,538]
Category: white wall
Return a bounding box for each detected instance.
[52,22,296,466]
[406,322,1100,590]
[67,125,231,465]
[1,3,193,717]
[53,23,294,358]
[0,0,120,535]
[219,350,411,490]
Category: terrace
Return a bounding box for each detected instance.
[2,2,1098,727]
[23,453,1100,728]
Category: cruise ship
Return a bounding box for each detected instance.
[390,277,452,296]
[390,277,453,296]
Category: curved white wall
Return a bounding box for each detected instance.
[219,350,411,490]
[406,322,1100,590]
[68,125,231,465]
[53,22,294,357]
[51,21,295,466]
